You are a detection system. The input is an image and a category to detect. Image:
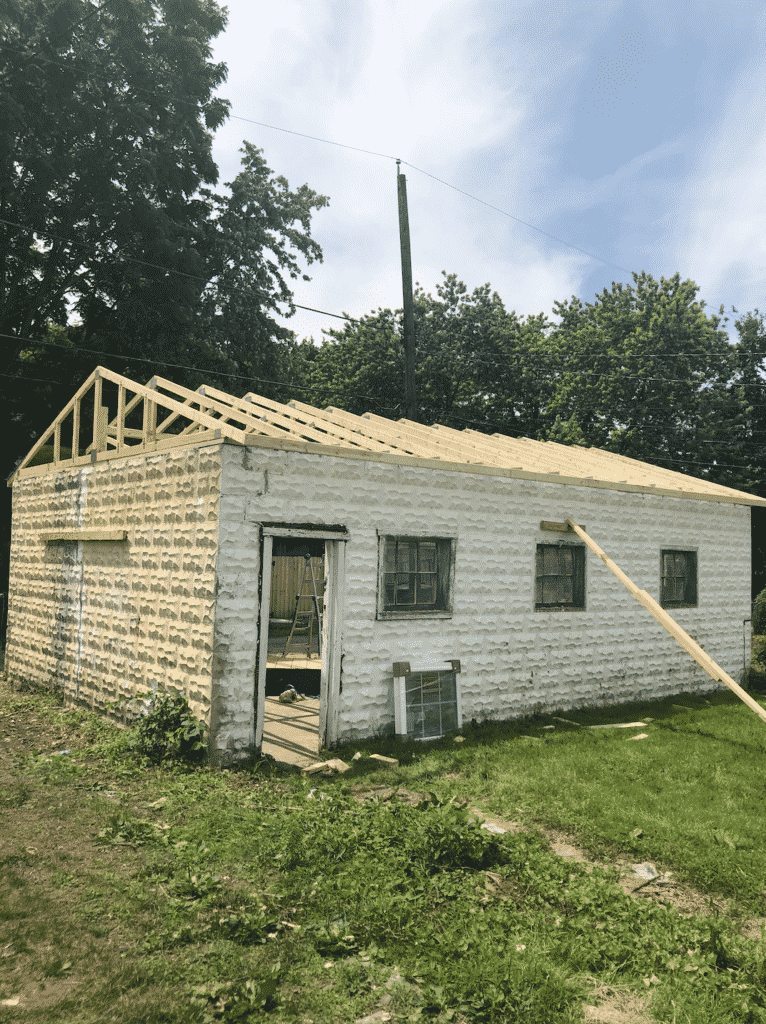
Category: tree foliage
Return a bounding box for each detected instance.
[290,270,766,513]
[1,0,228,358]
[0,0,329,461]
[545,272,741,482]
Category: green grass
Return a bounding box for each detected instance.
[337,688,766,915]
[2,684,766,1022]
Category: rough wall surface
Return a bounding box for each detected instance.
[217,443,751,746]
[6,446,221,726]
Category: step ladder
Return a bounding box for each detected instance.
[282,555,323,658]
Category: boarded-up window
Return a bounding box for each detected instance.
[380,537,454,615]
[660,550,697,608]
[535,544,585,610]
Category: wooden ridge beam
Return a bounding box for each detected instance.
[565,518,766,725]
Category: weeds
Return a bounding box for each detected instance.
[131,692,207,765]
[4,681,766,1023]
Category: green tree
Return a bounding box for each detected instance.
[546,272,740,478]
[0,0,329,429]
[195,142,328,385]
[0,0,328,385]
[1,0,229,364]
[296,272,551,433]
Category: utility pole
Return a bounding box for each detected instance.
[396,160,418,421]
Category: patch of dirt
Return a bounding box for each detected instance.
[582,979,652,1024]
[0,677,141,1014]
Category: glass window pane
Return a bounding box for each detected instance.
[558,578,574,603]
[407,708,423,737]
[396,542,413,573]
[441,703,458,733]
[417,574,436,605]
[384,541,397,573]
[559,547,573,574]
[542,579,560,604]
[440,675,456,702]
[396,573,415,604]
[543,548,559,574]
[406,673,423,699]
[422,704,442,738]
[421,675,441,703]
[418,542,437,573]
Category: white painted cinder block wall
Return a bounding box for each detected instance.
[215,442,751,752]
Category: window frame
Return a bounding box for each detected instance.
[660,549,698,609]
[534,541,586,612]
[377,533,456,619]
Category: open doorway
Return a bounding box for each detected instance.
[267,537,324,694]
[255,528,345,763]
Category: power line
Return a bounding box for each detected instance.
[0,332,381,403]
[1,37,634,276]
[233,115,633,274]
[0,217,358,324]
[229,115,398,163]
[3,328,766,394]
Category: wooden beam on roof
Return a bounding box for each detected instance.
[94,368,251,446]
[202,385,360,448]
[293,403,398,452]
[359,412,455,459]
[15,367,99,474]
[565,519,766,725]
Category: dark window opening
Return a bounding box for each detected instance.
[661,550,697,608]
[535,544,585,610]
[380,536,454,616]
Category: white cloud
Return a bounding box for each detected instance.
[672,53,766,311]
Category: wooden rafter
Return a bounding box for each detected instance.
[8,366,766,507]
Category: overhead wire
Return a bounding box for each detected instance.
[2,17,766,474]
[2,35,631,277]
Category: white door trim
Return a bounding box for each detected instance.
[255,532,346,753]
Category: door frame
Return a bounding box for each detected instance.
[255,526,347,752]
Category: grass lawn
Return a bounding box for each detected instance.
[1,678,765,1024]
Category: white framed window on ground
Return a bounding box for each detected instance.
[377,534,456,619]
[393,660,462,740]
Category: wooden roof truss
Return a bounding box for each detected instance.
[11,366,766,506]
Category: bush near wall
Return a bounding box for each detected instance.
[748,587,766,691]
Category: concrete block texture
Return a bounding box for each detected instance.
[218,443,752,746]
[6,447,222,727]
[7,436,754,763]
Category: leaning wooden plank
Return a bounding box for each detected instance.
[565,518,766,725]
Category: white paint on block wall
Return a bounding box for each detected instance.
[212,441,751,754]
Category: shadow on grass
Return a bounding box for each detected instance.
[332,687,765,764]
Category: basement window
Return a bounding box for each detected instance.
[535,543,585,611]
[378,536,455,618]
[393,661,462,739]
[660,550,697,608]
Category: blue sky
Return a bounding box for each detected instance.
[208,0,766,344]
